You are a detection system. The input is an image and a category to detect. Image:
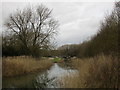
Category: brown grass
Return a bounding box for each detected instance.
[2,56,53,77]
[61,55,119,88]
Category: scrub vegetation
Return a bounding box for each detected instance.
[59,2,120,88]
[2,1,120,88]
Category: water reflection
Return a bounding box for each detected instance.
[3,63,78,88]
[48,63,77,78]
[3,72,39,88]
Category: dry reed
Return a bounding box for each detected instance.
[2,56,53,77]
[61,55,119,88]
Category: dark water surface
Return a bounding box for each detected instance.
[3,63,78,88]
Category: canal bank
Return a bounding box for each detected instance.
[3,63,78,88]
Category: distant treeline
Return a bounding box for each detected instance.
[58,2,119,58]
[2,2,119,58]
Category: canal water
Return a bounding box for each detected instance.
[2,63,78,88]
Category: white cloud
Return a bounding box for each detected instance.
[1,0,117,2]
[54,2,114,46]
[1,2,115,46]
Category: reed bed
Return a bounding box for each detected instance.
[3,56,53,77]
[61,55,119,88]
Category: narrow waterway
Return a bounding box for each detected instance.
[3,63,78,88]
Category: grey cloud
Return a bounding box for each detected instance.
[1,2,115,46]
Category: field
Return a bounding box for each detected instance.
[2,56,53,77]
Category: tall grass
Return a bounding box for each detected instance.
[61,55,119,88]
[3,56,53,77]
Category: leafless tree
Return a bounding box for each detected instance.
[5,4,59,56]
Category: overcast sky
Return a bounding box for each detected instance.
[1,1,116,46]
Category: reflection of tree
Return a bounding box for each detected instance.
[33,72,56,88]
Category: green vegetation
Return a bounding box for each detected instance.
[52,57,62,63]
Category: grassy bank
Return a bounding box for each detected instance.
[52,57,63,63]
[61,55,119,88]
[3,56,53,77]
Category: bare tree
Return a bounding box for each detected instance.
[5,4,59,56]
